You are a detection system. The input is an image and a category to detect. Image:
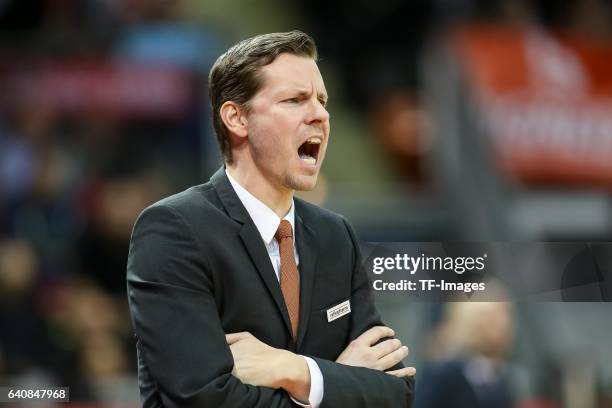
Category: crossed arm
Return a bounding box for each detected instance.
[226,326,416,404]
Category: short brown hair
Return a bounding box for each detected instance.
[208,30,318,163]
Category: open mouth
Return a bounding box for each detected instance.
[298,137,321,166]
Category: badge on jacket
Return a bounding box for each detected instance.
[326,300,351,322]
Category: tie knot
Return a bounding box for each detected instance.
[275,220,293,240]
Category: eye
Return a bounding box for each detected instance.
[284,97,300,104]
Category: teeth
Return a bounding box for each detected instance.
[305,137,322,145]
[300,154,316,165]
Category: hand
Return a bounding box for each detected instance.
[226,331,285,388]
[226,332,311,401]
[336,326,416,377]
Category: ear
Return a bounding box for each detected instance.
[220,101,248,139]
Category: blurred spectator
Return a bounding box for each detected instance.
[415,301,518,408]
[0,118,36,203]
[371,92,434,192]
[295,0,435,190]
[78,173,167,295]
[80,332,138,401]
[45,276,135,401]
[0,239,55,375]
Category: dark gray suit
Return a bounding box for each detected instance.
[127,168,415,407]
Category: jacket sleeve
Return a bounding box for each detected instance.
[311,217,415,408]
[127,204,296,407]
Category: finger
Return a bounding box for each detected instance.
[355,326,395,346]
[377,346,409,371]
[373,338,402,360]
[225,332,251,345]
[386,366,416,378]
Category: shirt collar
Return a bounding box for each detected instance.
[226,170,295,245]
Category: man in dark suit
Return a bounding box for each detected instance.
[127,30,415,407]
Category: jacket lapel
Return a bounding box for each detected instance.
[210,168,293,338]
[295,203,317,349]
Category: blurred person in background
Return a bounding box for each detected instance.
[79,173,168,295]
[295,0,435,192]
[0,238,60,387]
[127,30,416,407]
[415,301,517,408]
[37,276,138,402]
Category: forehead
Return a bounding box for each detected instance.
[257,53,326,95]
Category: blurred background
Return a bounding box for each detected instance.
[0,0,611,406]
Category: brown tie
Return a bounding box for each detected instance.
[275,220,300,341]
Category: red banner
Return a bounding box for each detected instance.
[452,24,612,188]
[0,58,197,119]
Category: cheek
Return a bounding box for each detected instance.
[253,111,293,136]
[250,123,295,161]
[265,117,297,148]
[249,110,301,158]
[275,114,300,134]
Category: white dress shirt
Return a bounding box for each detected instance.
[226,170,324,408]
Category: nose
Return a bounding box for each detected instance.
[306,98,329,125]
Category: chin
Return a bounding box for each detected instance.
[288,175,318,192]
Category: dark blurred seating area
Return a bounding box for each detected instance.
[0,0,221,403]
[1,0,612,406]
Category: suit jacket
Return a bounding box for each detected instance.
[127,167,415,407]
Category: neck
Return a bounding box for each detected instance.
[226,163,293,218]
